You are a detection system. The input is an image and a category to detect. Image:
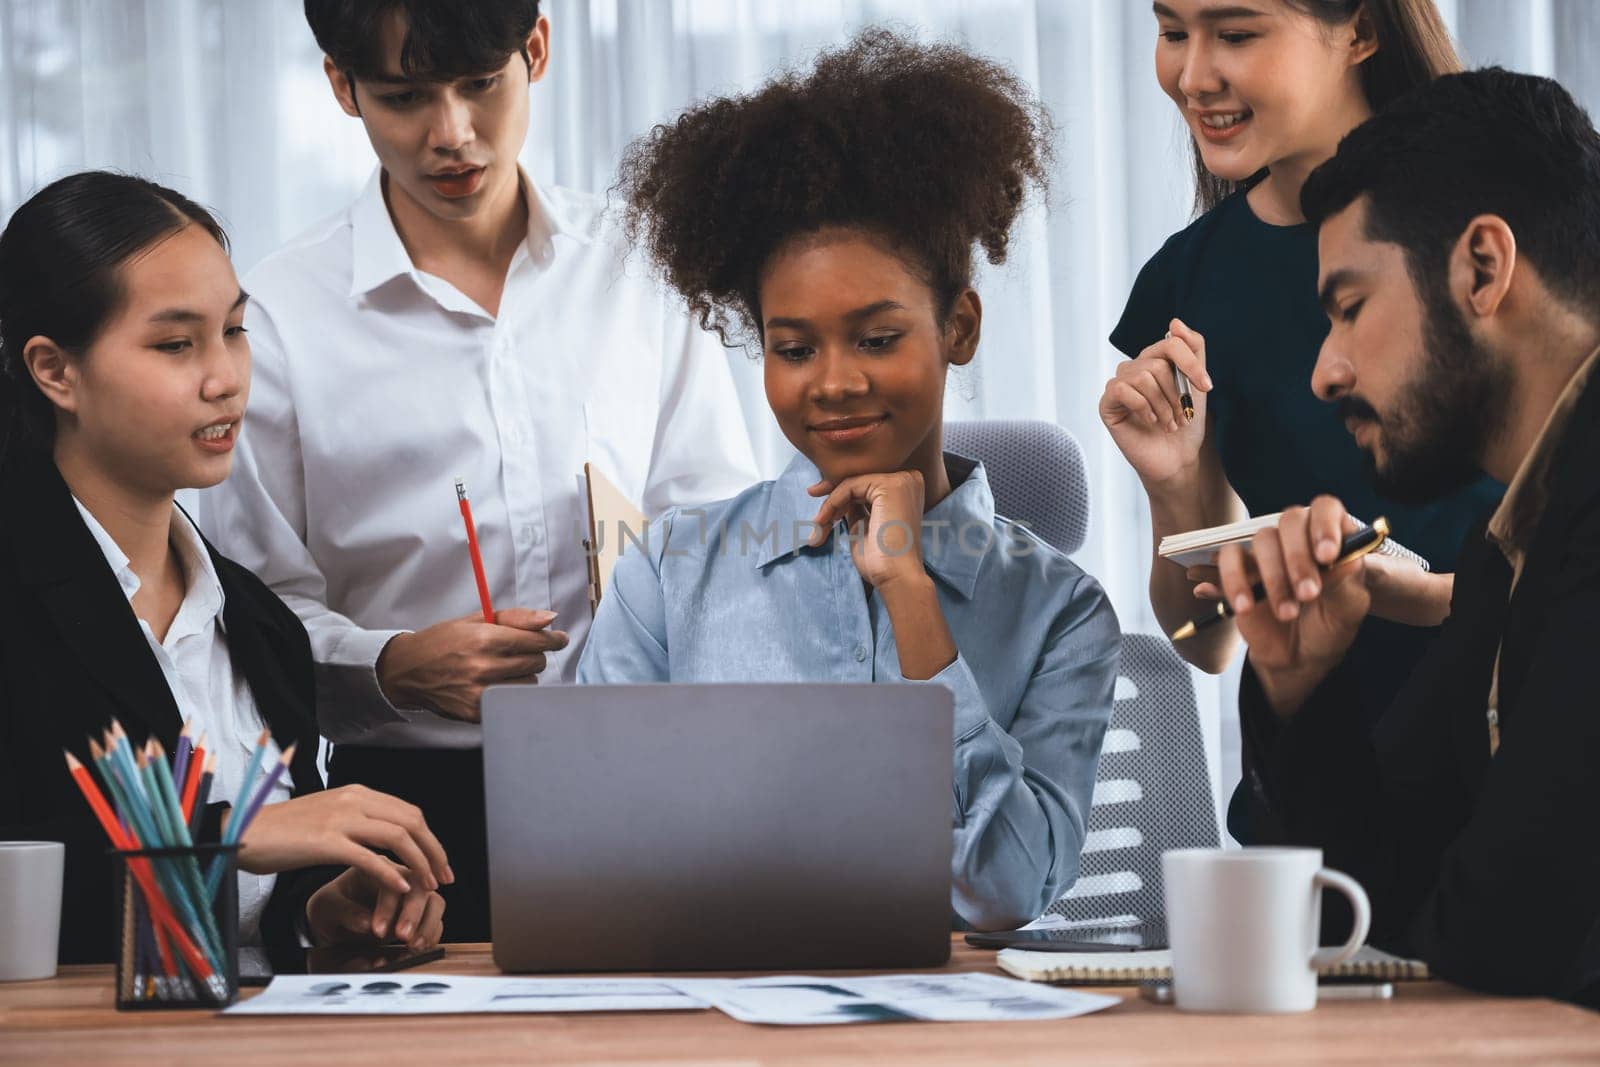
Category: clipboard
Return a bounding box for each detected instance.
[582,462,646,615]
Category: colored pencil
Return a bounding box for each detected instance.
[208,743,295,899]
[143,741,227,968]
[187,752,215,840]
[132,747,224,969]
[227,729,271,835]
[171,722,194,797]
[234,743,294,838]
[456,478,496,623]
[64,750,212,981]
[77,743,216,982]
[147,740,193,846]
[179,734,205,824]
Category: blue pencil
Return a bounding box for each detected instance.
[228,729,272,838]
[208,743,295,899]
[139,745,226,970]
[102,728,161,849]
[230,743,295,843]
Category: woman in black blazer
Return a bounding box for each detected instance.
[0,172,453,964]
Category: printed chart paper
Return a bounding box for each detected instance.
[224,975,705,1015]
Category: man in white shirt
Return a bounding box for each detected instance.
[201,0,758,939]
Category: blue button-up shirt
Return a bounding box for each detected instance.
[577,452,1121,930]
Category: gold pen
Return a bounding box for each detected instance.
[1164,330,1195,421]
[1170,518,1390,641]
[1173,363,1195,421]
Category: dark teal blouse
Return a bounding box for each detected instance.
[1112,188,1503,837]
[1113,189,1503,557]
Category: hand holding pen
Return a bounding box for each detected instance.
[373,480,570,722]
[1097,318,1212,488]
[1210,497,1380,717]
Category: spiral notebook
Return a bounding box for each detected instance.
[997,945,1430,986]
[1158,513,1431,571]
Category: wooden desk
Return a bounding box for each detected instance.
[2,937,1597,1065]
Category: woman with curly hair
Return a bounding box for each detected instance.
[578,29,1120,931]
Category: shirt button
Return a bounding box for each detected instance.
[519,524,540,545]
[853,644,867,662]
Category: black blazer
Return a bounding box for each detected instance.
[1236,364,1600,1008]
[0,448,333,964]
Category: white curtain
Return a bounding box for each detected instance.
[4,0,1597,826]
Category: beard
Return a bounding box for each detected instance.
[1338,286,1510,506]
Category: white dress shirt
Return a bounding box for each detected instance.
[201,169,758,749]
[72,499,289,945]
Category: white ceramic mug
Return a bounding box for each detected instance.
[1162,846,1370,1013]
[0,841,65,981]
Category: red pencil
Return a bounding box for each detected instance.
[180,734,206,822]
[187,752,215,840]
[455,478,495,623]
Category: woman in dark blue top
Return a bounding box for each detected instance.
[1098,1,1501,835]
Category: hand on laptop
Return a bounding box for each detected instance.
[1216,497,1371,718]
[306,860,446,952]
[377,609,570,722]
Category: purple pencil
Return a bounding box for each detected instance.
[207,744,295,901]
[230,743,295,844]
[170,722,194,794]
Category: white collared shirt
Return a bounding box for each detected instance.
[200,169,759,749]
[71,499,289,945]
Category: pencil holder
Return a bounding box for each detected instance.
[111,844,239,1010]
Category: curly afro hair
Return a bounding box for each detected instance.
[617,28,1053,347]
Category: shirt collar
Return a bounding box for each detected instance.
[348,165,591,299]
[752,451,997,600]
[1487,342,1600,563]
[70,497,226,625]
[71,496,139,601]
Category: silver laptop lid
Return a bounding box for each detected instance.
[482,682,953,972]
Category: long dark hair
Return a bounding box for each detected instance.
[1189,0,1461,215]
[0,171,228,456]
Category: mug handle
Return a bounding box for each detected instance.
[1309,867,1371,971]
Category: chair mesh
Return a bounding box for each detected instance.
[1048,632,1218,929]
[945,420,1090,556]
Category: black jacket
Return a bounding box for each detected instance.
[1236,367,1600,1008]
[0,448,334,964]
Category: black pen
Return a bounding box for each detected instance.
[1169,517,1390,641]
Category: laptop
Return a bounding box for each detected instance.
[481,682,954,973]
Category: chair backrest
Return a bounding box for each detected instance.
[943,419,1216,931]
[944,420,1089,556]
[1048,632,1219,931]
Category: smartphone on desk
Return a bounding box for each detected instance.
[239,944,445,986]
[1140,981,1394,1004]
[964,923,1161,952]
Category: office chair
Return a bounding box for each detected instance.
[1047,631,1218,931]
[943,420,1219,932]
